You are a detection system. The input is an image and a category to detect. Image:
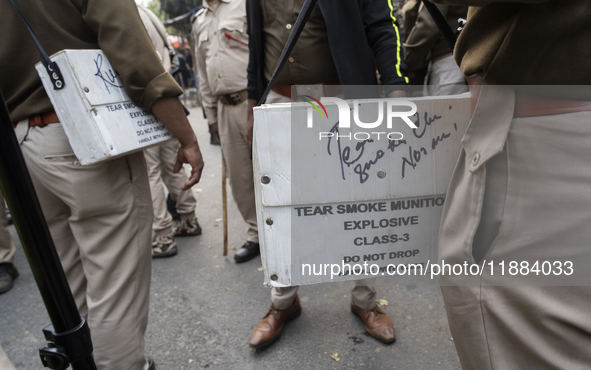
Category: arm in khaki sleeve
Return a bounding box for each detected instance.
[82,0,203,188]
[81,0,182,110]
[193,24,221,144]
[193,28,219,127]
[152,97,204,189]
[404,4,448,71]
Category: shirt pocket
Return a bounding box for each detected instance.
[198,30,209,47]
[218,20,249,49]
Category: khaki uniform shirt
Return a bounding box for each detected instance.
[433,0,591,91]
[138,5,173,73]
[404,3,467,72]
[261,0,338,85]
[0,0,182,123]
[192,0,249,126]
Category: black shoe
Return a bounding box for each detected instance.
[0,262,19,295]
[166,194,180,221]
[234,241,260,263]
[147,357,156,370]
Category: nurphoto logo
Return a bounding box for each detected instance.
[303,96,416,141]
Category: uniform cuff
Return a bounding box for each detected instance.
[139,72,184,112]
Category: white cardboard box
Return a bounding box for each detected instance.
[36,50,172,165]
[253,94,471,287]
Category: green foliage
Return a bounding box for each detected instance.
[146,0,162,19]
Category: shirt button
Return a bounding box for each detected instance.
[471,152,480,166]
[214,53,218,56]
[288,57,294,63]
[286,24,292,30]
[218,74,221,78]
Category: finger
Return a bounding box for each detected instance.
[181,168,201,190]
[172,156,183,174]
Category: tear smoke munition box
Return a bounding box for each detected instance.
[252,93,471,287]
[36,50,173,165]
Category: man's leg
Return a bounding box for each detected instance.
[350,279,395,343]
[144,145,177,258]
[157,140,200,237]
[0,192,18,294]
[0,193,15,265]
[271,286,299,310]
[249,286,301,348]
[424,54,468,97]
[439,87,591,369]
[218,100,259,262]
[21,123,153,370]
[351,279,376,310]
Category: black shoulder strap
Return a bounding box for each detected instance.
[8,0,65,90]
[256,0,318,106]
[421,0,457,53]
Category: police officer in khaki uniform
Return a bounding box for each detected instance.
[0,193,18,295]
[139,5,202,259]
[246,0,408,349]
[0,0,204,368]
[431,1,591,369]
[192,0,260,263]
[404,3,467,96]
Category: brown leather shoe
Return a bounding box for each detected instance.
[351,299,396,344]
[249,295,302,348]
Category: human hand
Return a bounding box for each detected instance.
[174,142,204,190]
[209,123,221,146]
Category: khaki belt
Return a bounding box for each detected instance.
[219,90,248,106]
[468,75,591,118]
[14,109,60,128]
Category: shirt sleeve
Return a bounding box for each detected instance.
[192,17,219,126]
[80,0,182,111]
[362,0,409,86]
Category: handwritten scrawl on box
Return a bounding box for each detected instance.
[287,96,470,286]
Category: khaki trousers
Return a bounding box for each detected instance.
[17,122,152,370]
[217,99,258,243]
[144,140,197,235]
[438,86,591,369]
[271,279,377,310]
[0,193,15,264]
[423,54,468,97]
[266,90,377,310]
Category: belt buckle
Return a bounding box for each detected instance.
[228,93,242,105]
[220,92,243,106]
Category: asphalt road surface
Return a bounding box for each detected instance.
[0,105,461,370]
